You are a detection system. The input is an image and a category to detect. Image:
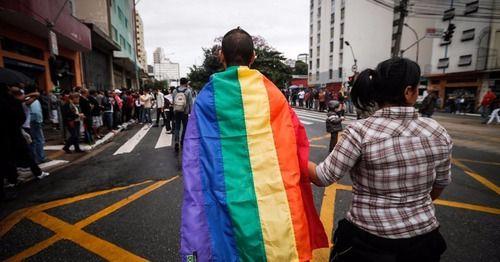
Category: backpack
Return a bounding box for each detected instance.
[174,88,187,112]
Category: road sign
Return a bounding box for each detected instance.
[426,28,445,38]
[49,30,59,56]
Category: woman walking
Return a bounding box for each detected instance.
[309,58,452,262]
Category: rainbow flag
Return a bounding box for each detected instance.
[181,66,328,261]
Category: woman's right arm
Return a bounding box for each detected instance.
[311,127,362,187]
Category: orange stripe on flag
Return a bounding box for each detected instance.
[263,77,312,261]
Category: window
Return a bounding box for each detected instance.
[331,0,335,10]
[111,26,118,42]
[340,38,344,49]
[310,24,313,34]
[309,48,313,57]
[338,67,343,78]
[309,72,313,80]
[443,8,455,21]
[310,0,313,8]
[330,13,335,24]
[339,52,343,65]
[330,27,334,38]
[461,29,475,41]
[317,46,320,56]
[341,7,345,20]
[437,58,449,69]
[329,69,333,79]
[316,58,320,68]
[309,61,313,70]
[458,55,472,66]
[330,41,333,52]
[119,35,126,49]
[464,1,479,15]
[124,18,128,28]
[310,36,313,46]
[317,20,321,30]
[316,71,320,81]
[340,23,344,35]
[318,7,321,18]
[317,33,321,43]
[310,11,313,23]
[329,55,333,66]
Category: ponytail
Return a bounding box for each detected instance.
[351,69,379,111]
[351,57,421,111]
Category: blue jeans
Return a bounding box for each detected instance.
[103,112,113,129]
[142,108,152,123]
[30,122,46,163]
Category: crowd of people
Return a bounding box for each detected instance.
[284,87,353,114]
[1,69,194,201]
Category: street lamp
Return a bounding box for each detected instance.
[344,41,357,73]
[403,23,419,63]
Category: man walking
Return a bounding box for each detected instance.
[172,78,192,152]
[153,88,166,127]
[180,27,327,261]
[480,88,497,123]
[140,89,153,124]
[29,93,48,163]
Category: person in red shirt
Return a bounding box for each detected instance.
[480,88,497,123]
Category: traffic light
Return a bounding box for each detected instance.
[443,23,456,42]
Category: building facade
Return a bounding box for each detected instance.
[0,0,91,92]
[110,0,138,89]
[425,0,500,110]
[153,47,180,85]
[135,13,147,72]
[308,0,393,92]
[74,0,120,91]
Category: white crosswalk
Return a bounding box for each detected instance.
[294,108,357,125]
[113,125,173,155]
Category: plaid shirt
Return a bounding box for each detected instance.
[316,107,452,239]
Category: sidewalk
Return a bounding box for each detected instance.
[15,120,137,184]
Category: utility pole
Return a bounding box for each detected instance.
[392,0,408,57]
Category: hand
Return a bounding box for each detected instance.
[308,161,323,186]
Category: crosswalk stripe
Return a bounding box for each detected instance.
[155,127,172,149]
[300,120,313,125]
[297,114,326,121]
[295,111,327,119]
[113,124,152,155]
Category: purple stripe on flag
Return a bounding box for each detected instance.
[180,109,213,261]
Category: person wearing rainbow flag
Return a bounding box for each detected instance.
[180,27,328,261]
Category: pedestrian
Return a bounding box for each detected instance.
[153,88,166,127]
[479,88,497,123]
[298,88,305,107]
[79,88,94,144]
[89,89,103,139]
[172,77,193,152]
[113,89,123,129]
[29,91,48,163]
[319,89,326,111]
[102,91,114,131]
[140,89,152,124]
[62,93,84,153]
[125,90,134,122]
[326,100,344,153]
[164,87,174,133]
[180,27,328,261]
[486,99,500,125]
[309,57,452,262]
[419,91,438,118]
[48,91,60,129]
[134,91,143,123]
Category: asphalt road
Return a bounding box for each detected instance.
[1,109,499,261]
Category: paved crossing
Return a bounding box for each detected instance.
[293,108,356,125]
[113,125,173,155]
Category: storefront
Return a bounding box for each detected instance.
[0,0,91,92]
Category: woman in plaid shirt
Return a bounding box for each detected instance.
[309,58,452,262]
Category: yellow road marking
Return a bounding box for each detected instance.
[434,199,500,215]
[312,185,336,261]
[454,158,500,167]
[452,159,499,195]
[5,235,61,262]
[310,144,328,149]
[4,177,179,261]
[309,134,330,142]
[0,180,153,238]
[29,212,147,261]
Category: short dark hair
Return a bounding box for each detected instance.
[221,27,254,66]
[180,78,188,85]
[351,57,420,110]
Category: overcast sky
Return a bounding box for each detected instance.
[136,0,308,77]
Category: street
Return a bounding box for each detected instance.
[1,110,499,261]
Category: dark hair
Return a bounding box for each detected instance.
[180,77,188,85]
[221,27,254,66]
[351,57,420,110]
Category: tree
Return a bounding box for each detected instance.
[294,60,308,75]
[188,36,292,90]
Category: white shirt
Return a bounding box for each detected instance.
[298,91,305,99]
[141,94,152,108]
[155,92,164,108]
